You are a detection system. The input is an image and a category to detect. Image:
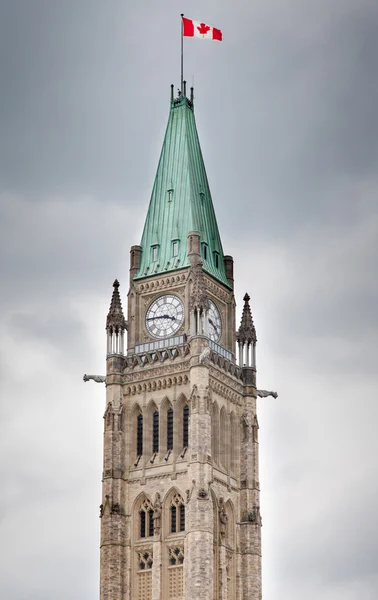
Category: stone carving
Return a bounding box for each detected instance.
[137,550,153,570]
[247,504,262,525]
[199,346,211,364]
[219,497,228,537]
[153,493,162,534]
[111,502,121,514]
[252,414,259,442]
[99,494,110,517]
[257,389,278,399]
[83,374,106,383]
[190,261,209,312]
[198,488,208,499]
[204,385,212,412]
[168,546,184,565]
[241,412,249,442]
[189,385,200,411]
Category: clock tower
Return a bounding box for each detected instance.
[99,86,263,600]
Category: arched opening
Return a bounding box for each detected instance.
[162,488,186,600]
[137,414,143,457]
[230,411,238,476]
[212,401,220,466]
[160,397,172,459]
[133,494,154,600]
[167,407,173,451]
[130,403,143,465]
[183,405,189,448]
[169,493,185,534]
[220,406,228,471]
[153,410,159,453]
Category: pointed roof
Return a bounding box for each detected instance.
[237,293,257,344]
[134,92,230,288]
[106,279,127,333]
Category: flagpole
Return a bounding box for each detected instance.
[181,13,184,95]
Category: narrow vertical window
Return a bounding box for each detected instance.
[137,414,143,456]
[179,504,185,532]
[202,244,208,260]
[171,505,177,533]
[172,240,179,257]
[152,245,158,262]
[214,252,219,268]
[153,410,159,453]
[167,407,173,451]
[140,510,146,538]
[148,509,154,537]
[183,405,189,448]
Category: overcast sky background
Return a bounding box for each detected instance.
[1,0,377,598]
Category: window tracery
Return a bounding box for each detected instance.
[169,493,185,534]
[139,498,154,539]
[137,550,153,600]
[168,546,184,599]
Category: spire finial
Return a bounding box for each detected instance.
[237,292,257,344]
[106,279,127,334]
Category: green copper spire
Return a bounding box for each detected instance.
[134,91,230,288]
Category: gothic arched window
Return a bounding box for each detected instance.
[139,498,154,539]
[153,410,159,454]
[167,408,173,451]
[170,494,185,534]
[137,414,143,456]
[183,405,189,448]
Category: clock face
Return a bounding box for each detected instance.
[208,299,222,342]
[146,295,184,339]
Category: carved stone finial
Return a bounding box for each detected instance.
[190,261,209,312]
[237,292,257,344]
[106,279,127,333]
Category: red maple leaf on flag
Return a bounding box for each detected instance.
[197,23,211,36]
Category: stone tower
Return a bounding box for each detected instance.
[99,88,262,600]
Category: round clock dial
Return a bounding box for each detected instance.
[146,295,184,339]
[208,299,222,342]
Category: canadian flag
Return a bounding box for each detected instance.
[182,17,223,41]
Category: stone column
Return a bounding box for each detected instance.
[100,356,128,600]
[184,339,214,600]
[152,538,162,600]
[239,366,262,600]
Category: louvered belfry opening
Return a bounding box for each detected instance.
[183,405,189,448]
[137,414,143,456]
[153,410,159,453]
[167,408,173,451]
[171,505,177,533]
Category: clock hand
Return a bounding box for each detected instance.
[146,315,176,321]
[209,318,218,333]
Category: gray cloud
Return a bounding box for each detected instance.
[1,0,377,598]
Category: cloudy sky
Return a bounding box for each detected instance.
[1,0,377,598]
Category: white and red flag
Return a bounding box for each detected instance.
[182,17,222,41]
